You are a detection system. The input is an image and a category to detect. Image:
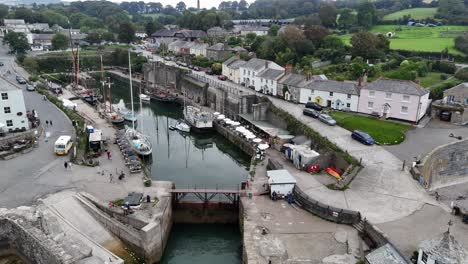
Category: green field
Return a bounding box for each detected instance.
[418,72,451,87]
[382,8,437,21]
[330,111,412,145]
[339,25,468,55]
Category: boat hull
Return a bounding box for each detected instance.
[150,95,178,104]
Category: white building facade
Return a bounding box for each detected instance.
[0,79,29,132]
[255,68,285,95]
[239,58,283,90]
[358,79,430,122]
[300,80,360,111]
[222,57,246,84]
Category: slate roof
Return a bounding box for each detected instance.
[31,34,54,41]
[278,73,307,88]
[241,58,269,71]
[168,40,187,49]
[0,76,20,91]
[257,68,285,80]
[419,231,468,264]
[4,19,25,25]
[306,80,359,95]
[444,82,468,94]
[207,43,227,51]
[230,46,247,52]
[223,57,246,70]
[364,78,428,96]
[207,27,226,33]
[365,243,407,264]
[174,29,207,39]
[190,42,209,50]
[241,26,269,32]
[151,29,178,38]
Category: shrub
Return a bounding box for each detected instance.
[144,179,152,187]
[455,68,468,81]
[440,74,448,80]
[432,61,456,74]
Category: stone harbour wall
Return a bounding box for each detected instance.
[421,138,468,190]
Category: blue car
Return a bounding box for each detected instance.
[351,130,374,145]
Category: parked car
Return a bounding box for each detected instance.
[206,70,214,75]
[16,76,27,84]
[318,114,336,126]
[305,102,323,111]
[440,111,451,121]
[0,62,4,66]
[351,130,374,145]
[218,75,227,81]
[248,85,255,90]
[193,66,200,71]
[303,108,320,118]
[26,84,35,91]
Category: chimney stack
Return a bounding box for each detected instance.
[197,0,200,10]
[265,60,269,69]
[285,64,293,74]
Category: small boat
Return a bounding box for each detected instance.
[183,106,214,133]
[150,91,178,103]
[107,112,125,125]
[114,99,138,122]
[125,126,152,156]
[170,120,190,133]
[139,94,151,103]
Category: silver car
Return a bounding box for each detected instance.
[318,114,336,126]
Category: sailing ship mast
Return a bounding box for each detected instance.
[128,51,135,132]
[100,55,106,110]
[107,77,112,113]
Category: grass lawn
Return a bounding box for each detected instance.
[330,111,412,145]
[418,72,451,87]
[382,8,437,21]
[339,25,468,55]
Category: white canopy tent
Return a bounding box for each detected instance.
[258,144,269,150]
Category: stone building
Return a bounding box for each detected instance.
[207,26,228,38]
[417,231,468,264]
[222,57,246,84]
[431,82,468,125]
[206,43,233,61]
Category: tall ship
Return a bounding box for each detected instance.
[124,51,152,156]
[183,106,214,133]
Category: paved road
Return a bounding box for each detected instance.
[384,119,468,163]
[0,44,75,207]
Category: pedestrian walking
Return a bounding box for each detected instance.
[64,161,68,170]
[107,151,112,160]
[68,161,72,171]
[45,120,49,126]
[109,173,113,183]
[49,120,53,126]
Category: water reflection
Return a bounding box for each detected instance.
[106,75,250,189]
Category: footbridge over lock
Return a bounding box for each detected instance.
[170,187,247,224]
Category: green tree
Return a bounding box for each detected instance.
[118,22,136,44]
[145,20,163,36]
[319,3,338,28]
[102,32,115,42]
[0,4,9,20]
[3,32,29,54]
[338,8,357,30]
[22,57,39,74]
[211,63,222,75]
[176,1,186,12]
[357,1,377,29]
[268,24,280,36]
[85,32,102,45]
[350,32,388,59]
[52,33,69,50]
[245,33,257,45]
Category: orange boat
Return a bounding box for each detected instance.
[326,167,341,179]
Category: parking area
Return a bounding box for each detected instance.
[384,119,468,163]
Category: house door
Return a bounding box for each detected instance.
[383,103,391,118]
[327,100,332,107]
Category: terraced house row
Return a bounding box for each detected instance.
[223,57,430,123]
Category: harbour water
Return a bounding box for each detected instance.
[108,75,247,264]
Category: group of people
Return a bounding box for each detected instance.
[45,120,53,126]
[271,191,295,204]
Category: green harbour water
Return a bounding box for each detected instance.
[109,75,247,264]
